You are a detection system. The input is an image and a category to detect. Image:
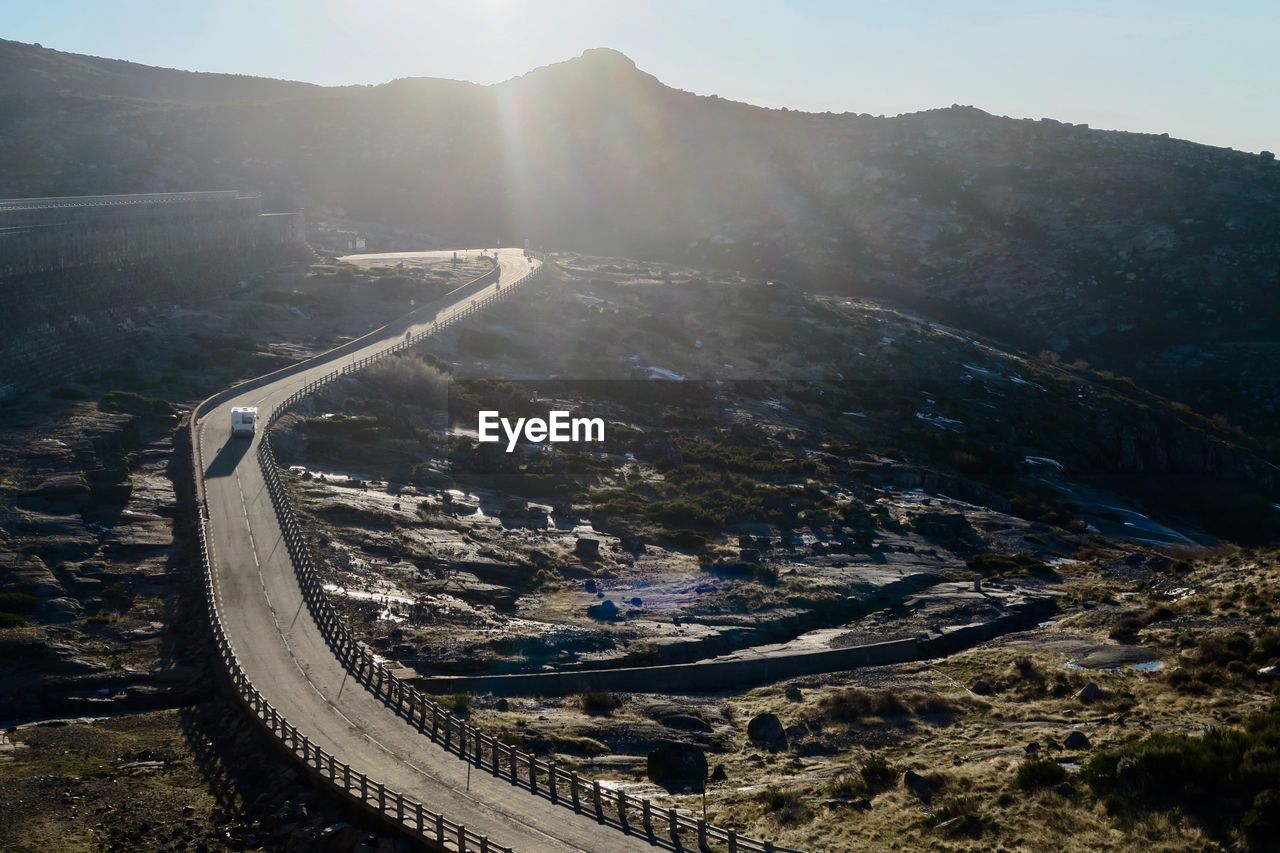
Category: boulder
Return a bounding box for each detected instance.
[315,822,365,853]
[908,511,974,542]
[1063,730,1091,750]
[31,473,91,498]
[660,714,713,733]
[784,685,803,703]
[587,599,619,621]
[39,597,82,623]
[494,698,510,712]
[619,535,646,554]
[575,538,600,560]
[3,555,63,598]
[709,763,728,783]
[646,742,708,793]
[903,769,943,801]
[970,677,994,696]
[746,713,787,751]
[1076,682,1104,704]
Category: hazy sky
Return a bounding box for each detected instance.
[4,0,1277,152]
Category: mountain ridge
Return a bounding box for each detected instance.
[1,38,1277,445]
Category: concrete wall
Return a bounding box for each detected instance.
[0,192,304,279]
[0,192,310,397]
[411,597,1057,697]
[414,637,922,697]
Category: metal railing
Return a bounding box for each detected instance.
[187,262,522,852]
[250,260,796,853]
[191,513,508,852]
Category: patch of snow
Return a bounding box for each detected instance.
[644,366,686,381]
[1024,456,1065,472]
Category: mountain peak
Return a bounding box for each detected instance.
[576,48,638,71]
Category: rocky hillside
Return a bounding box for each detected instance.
[0,37,356,103]
[2,41,1278,440]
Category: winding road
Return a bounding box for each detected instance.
[197,249,647,851]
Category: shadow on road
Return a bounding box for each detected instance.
[205,436,251,479]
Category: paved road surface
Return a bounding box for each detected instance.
[198,249,647,851]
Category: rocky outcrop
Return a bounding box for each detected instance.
[646,742,708,793]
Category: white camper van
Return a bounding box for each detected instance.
[231,407,258,437]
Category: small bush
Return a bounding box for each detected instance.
[1015,757,1068,790]
[1111,614,1145,642]
[826,773,864,799]
[820,688,907,720]
[933,794,982,828]
[661,529,707,551]
[447,693,472,718]
[756,787,813,825]
[0,592,38,613]
[1012,656,1043,680]
[860,754,895,791]
[1243,788,1280,848]
[702,561,779,585]
[101,389,173,417]
[967,551,1052,577]
[0,613,26,629]
[818,688,962,722]
[579,689,622,716]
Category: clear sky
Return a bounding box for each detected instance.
[3,0,1277,152]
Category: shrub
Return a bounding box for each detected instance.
[101,389,173,417]
[860,754,895,791]
[365,355,448,407]
[701,561,779,585]
[967,552,1051,577]
[447,693,472,719]
[932,795,983,835]
[0,592,38,613]
[1012,656,1041,679]
[818,688,961,722]
[1015,757,1068,790]
[661,529,707,551]
[0,613,26,629]
[1243,789,1280,848]
[756,787,812,825]
[1084,703,1280,842]
[579,689,621,716]
[1110,614,1145,642]
[820,688,907,720]
[826,773,864,799]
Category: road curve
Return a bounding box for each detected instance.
[198,249,647,851]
